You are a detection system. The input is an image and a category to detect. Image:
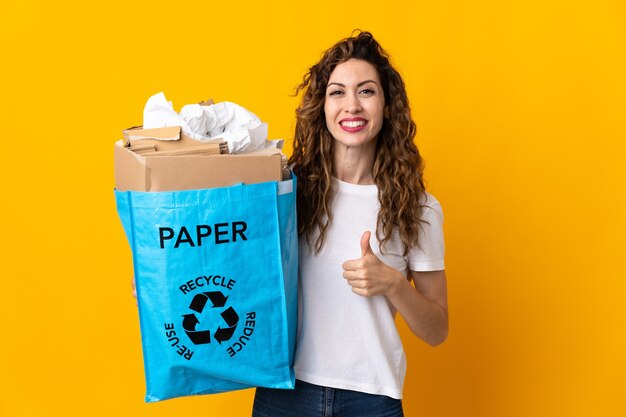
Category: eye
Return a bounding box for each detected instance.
[328,89,343,96]
[359,88,375,95]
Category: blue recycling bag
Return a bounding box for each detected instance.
[115,175,298,402]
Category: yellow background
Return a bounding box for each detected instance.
[1,0,625,416]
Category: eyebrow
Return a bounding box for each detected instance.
[326,80,379,89]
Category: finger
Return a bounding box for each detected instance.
[350,286,372,297]
[131,276,137,301]
[347,279,367,289]
[342,259,362,271]
[360,230,373,257]
[343,270,362,280]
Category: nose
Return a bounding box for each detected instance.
[345,92,363,114]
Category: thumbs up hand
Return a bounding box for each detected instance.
[341,231,404,297]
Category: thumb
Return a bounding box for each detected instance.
[360,231,373,257]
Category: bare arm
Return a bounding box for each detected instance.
[387,269,448,346]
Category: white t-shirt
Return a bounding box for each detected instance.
[293,177,445,399]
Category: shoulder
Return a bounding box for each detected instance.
[420,192,444,222]
[409,192,446,269]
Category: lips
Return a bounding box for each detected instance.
[339,117,368,132]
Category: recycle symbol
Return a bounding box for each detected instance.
[182,291,239,345]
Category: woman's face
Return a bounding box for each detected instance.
[324,59,385,150]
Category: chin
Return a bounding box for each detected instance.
[334,136,377,149]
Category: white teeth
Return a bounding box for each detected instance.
[341,120,366,128]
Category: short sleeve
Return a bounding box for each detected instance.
[408,193,445,271]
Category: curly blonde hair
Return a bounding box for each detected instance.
[290,31,427,255]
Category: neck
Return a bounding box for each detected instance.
[333,141,376,185]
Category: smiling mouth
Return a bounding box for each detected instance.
[339,119,368,133]
[340,120,367,128]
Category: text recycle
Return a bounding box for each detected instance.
[163,273,257,361]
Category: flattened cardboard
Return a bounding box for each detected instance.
[114,141,284,192]
[123,126,181,142]
[122,125,226,153]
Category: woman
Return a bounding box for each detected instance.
[252,31,448,417]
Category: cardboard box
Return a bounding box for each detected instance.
[114,140,286,192]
